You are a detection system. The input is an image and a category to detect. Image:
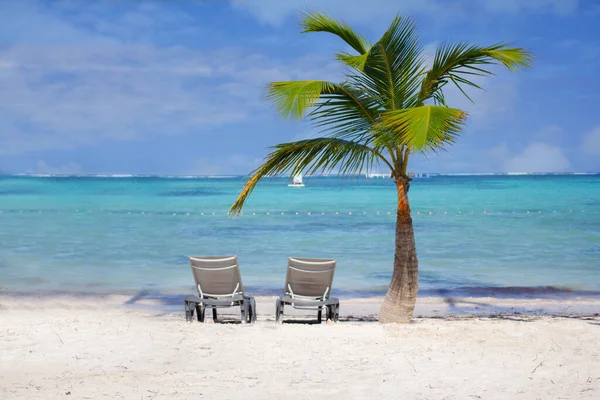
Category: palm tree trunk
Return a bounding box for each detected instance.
[378,178,418,323]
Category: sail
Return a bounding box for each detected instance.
[293,174,303,184]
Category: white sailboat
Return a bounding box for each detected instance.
[288,173,305,187]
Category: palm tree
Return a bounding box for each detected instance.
[230,11,532,323]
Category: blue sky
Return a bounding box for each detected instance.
[1,0,599,175]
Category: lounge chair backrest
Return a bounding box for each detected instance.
[189,256,244,298]
[284,257,336,299]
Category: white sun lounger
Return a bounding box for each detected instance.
[275,257,339,323]
[185,256,256,323]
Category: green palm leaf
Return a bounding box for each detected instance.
[361,16,425,110]
[267,81,337,121]
[481,44,533,71]
[229,138,389,215]
[336,52,369,71]
[377,105,466,152]
[301,11,370,54]
[268,81,379,143]
[419,42,533,104]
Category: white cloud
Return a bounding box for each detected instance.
[535,125,563,142]
[27,160,84,175]
[291,129,321,142]
[420,42,522,125]
[412,42,521,126]
[450,78,519,124]
[416,127,575,174]
[190,157,223,176]
[504,142,571,173]
[581,127,600,156]
[0,1,201,45]
[556,38,600,61]
[0,1,116,46]
[558,39,580,48]
[0,0,572,172]
[232,0,447,26]
[0,46,246,155]
[190,154,264,175]
[487,143,510,165]
[409,142,511,173]
[481,0,578,15]
[430,68,520,127]
[0,1,346,156]
[0,43,343,156]
[232,0,578,25]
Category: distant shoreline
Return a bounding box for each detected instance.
[2,172,599,178]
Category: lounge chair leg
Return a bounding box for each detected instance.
[251,298,257,323]
[275,299,283,324]
[317,306,323,323]
[334,304,339,322]
[185,301,192,322]
[212,306,217,322]
[240,302,247,324]
[244,299,255,324]
[198,304,205,322]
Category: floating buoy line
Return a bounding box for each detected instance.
[0,209,595,217]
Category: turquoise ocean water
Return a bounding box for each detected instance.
[1,174,599,299]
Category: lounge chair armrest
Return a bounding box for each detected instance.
[185,293,246,307]
[279,295,339,308]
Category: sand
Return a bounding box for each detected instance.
[1,295,599,399]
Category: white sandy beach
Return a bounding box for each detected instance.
[1,295,599,399]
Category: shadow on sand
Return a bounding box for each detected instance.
[114,287,600,324]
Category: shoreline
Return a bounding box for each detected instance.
[2,292,598,318]
[4,284,599,299]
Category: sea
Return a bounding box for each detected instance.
[1,174,599,300]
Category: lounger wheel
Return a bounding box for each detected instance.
[275,299,284,324]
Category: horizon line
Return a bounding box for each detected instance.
[2,172,599,178]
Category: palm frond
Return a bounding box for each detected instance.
[377,105,467,152]
[268,81,379,143]
[360,15,425,110]
[229,138,387,214]
[481,44,533,71]
[307,83,381,142]
[336,52,369,71]
[419,42,532,104]
[267,81,337,121]
[301,11,370,54]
